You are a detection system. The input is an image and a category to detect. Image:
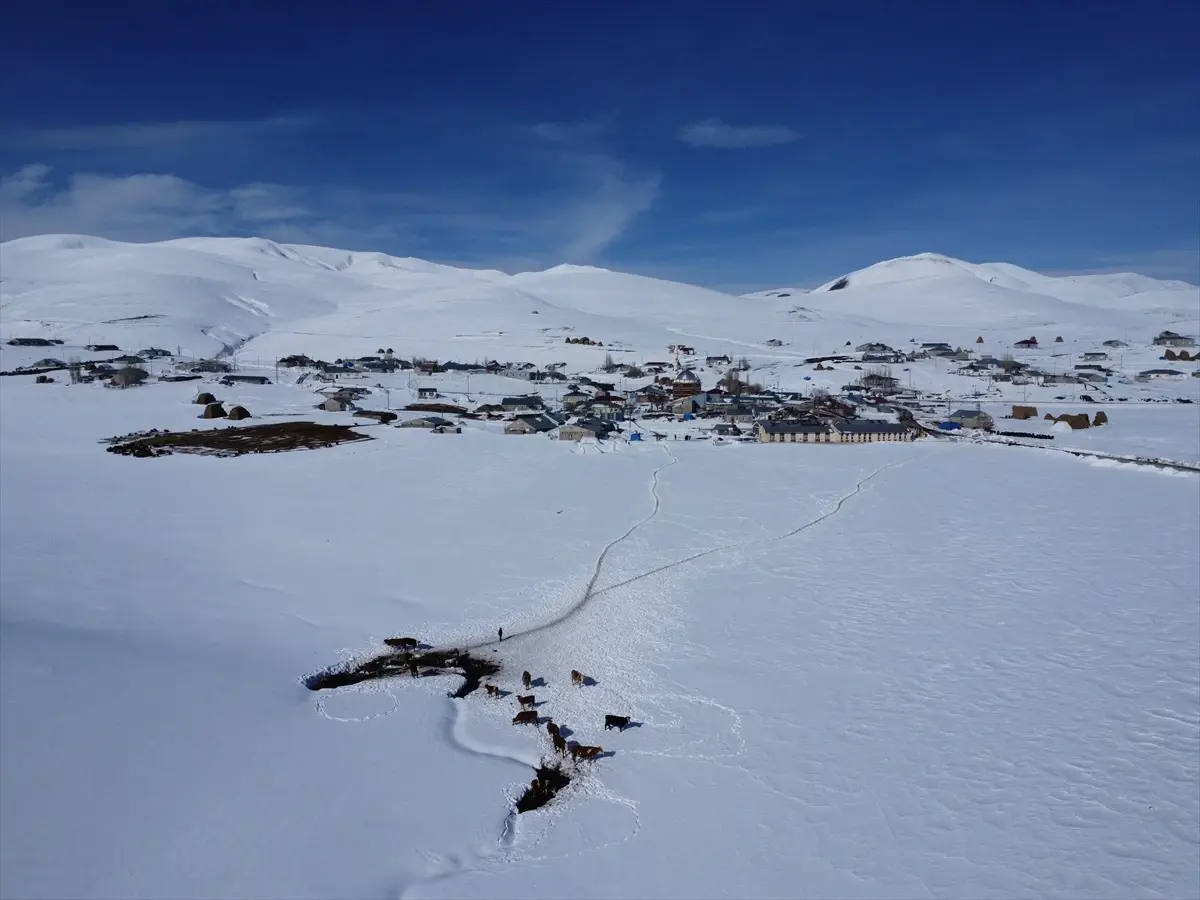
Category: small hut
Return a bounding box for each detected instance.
[35,374,54,384]
[199,401,228,419]
[975,336,984,344]
[194,391,216,405]
[227,405,251,421]
[319,397,351,412]
[1092,410,1109,426]
[1011,404,1038,420]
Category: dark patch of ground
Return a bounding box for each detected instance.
[516,762,571,814]
[105,421,372,458]
[304,647,500,698]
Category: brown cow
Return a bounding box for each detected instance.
[408,661,419,678]
[570,669,584,686]
[604,714,631,731]
[546,721,560,737]
[485,684,500,698]
[552,733,567,755]
[522,670,532,689]
[517,694,536,709]
[570,744,603,761]
[512,710,538,725]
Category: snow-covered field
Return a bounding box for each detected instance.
[2,235,1199,899]
[2,377,1198,899]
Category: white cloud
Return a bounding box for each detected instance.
[0,160,659,268]
[553,158,661,262]
[677,118,800,149]
[531,114,618,145]
[0,116,315,152]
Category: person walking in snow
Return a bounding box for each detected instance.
[498,627,504,642]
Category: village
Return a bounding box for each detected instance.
[5,327,1198,448]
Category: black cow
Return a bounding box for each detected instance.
[604,714,631,731]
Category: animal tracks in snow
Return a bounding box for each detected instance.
[314,448,914,896]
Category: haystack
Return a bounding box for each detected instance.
[194,391,216,405]
[1011,404,1038,420]
[1055,413,1091,430]
[226,405,251,421]
[975,335,984,343]
[1054,335,1064,342]
[1092,410,1109,426]
[1179,349,1193,361]
[1165,349,1179,361]
[1044,413,1056,420]
[199,401,227,419]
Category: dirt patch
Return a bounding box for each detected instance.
[516,762,572,814]
[105,421,373,458]
[305,647,500,697]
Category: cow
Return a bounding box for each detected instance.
[570,669,584,686]
[552,733,567,755]
[387,637,419,651]
[512,710,539,725]
[522,670,533,689]
[408,661,419,678]
[604,715,631,732]
[546,721,560,737]
[570,744,603,761]
[517,694,536,709]
[485,684,500,698]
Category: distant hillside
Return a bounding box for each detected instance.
[2,236,1196,364]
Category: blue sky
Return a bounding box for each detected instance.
[1,0,1197,290]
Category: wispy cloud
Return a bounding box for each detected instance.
[677,118,800,149]
[531,113,618,144]
[0,164,406,250]
[0,153,660,270]
[0,116,316,152]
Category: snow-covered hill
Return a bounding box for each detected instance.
[1,237,1197,365]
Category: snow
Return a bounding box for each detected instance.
[3,236,1197,371]
[2,235,1199,899]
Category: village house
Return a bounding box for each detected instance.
[559,420,610,441]
[710,422,743,437]
[862,351,905,363]
[221,374,272,385]
[401,415,454,429]
[1102,339,1128,348]
[829,419,912,442]
[86,343,120,352]
[856,342,893,353]
[505,412,566,435]
[8,337,58,347]
[583,397,625,421]
[318,397,354,412]
[1014,338,1039,349]
[1080,352,1108,362]
[948,409,994,430]
[417,387,439,400]
[758,421,832,443]
[501,396,545,414]
[561,390,590,409]
[1137,368,1187,381]
[1153,330,1196,348]
[705,354,732,367]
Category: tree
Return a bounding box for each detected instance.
[602,352,619,373]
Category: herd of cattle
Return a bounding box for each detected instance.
[482,668,634,763]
